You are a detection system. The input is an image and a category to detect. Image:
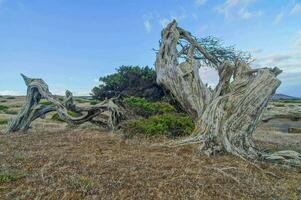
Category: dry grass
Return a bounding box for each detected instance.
[0,127,300,200]
[0,96,301,199]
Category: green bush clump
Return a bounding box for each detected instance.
[5,110,18,115]
[124,97,176,117]
[92,65,164,101]
[51,111,82,122]
[5,96,15,100]
[90,100,100,105]
[40,99,52,105]
[124,113,194,137]
[0,105,9,111]
[0,169,27,183]
[0,119,8,125]
[75,98,90,104]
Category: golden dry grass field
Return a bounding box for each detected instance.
[0,96,301,200]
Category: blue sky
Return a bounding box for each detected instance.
[0,0,300,96]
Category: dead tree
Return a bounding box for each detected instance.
[6,74,123,133]
[155,20,301,167]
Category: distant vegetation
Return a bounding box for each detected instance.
[91,66,164,101]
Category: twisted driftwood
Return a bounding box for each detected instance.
[6,74,123,133]
[155,20,301,167]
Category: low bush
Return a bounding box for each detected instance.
[124,113,194,137]
[0,169,27,183]
[0,105,9,111]
[68,175,94,194]
[0,119,8,125]
[124,97,176,117]
[51,111,82,122]
[40,99,52,105]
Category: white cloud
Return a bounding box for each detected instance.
[0,90,23,96]
[216,0,263,20]
[274,11,285,24]
[159,18,171,28]
[290,3,301,14]
[144,19,152,33]
[195,0,207,7]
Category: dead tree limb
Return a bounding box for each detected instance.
[155,20,301,167]
[6,74,123,133]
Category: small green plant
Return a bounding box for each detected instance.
[124,97,176,117]
[40,99,52,105]
[75,98,89,104]
[0,105,9,111]
[69,175,94,194]
[0,100,7,103]
[0,119,8,125]
[0,169,27,183]
[90,100,100,105]
[5,96,15,100]
[5,110,18,115]
[124,113,194,137]
[51,111,81,122]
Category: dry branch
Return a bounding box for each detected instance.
[6,74,123,133]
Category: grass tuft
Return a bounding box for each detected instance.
[68,175,94,194]
[0,169,27,183]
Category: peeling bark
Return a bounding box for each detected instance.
[155,20,301,167]
[6,74,123,133]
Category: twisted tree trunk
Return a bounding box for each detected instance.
[6,74,123,133]
[155,20,301,167]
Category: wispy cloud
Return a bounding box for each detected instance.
[274,11,285,24]
[216,0,263,20]
[195,0,207,7]
[290,3,301,15]
[144,19,152,33]
[0,90,23,96]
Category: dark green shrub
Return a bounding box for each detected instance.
[51,111,81,122]
[0,169,27,183]
[0,119,8,125]
[124,113,194,137]
[5,110,18,115]
[92,66,164,101]
[124,97,176,117]
[0,105,9,111]
[5,96,15,100]
[90,100,100,105]
[40,99,52,105]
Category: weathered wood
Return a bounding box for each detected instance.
[155,20,301,167]
[6,74,123,133]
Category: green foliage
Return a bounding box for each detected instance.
[5,110,18,115]
[0,105,9,111]
[90,100,100,105]
[5,96,15,100]
[69,175,94,194]
[124,97,176,117]
[0,119,8,125]
[274,99,301,104]
[40,99,52,105]
[0,169,27,183]
[92,65,164,101]
[51,113,64,122]
[75,98,90,104]
[0,100,7,103]
[124,113,194,137]
[51,111,81,122]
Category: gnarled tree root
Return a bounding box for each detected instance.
[6,74,123,133]
[155,20,301,167]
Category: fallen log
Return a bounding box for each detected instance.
[6,74,123,133]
